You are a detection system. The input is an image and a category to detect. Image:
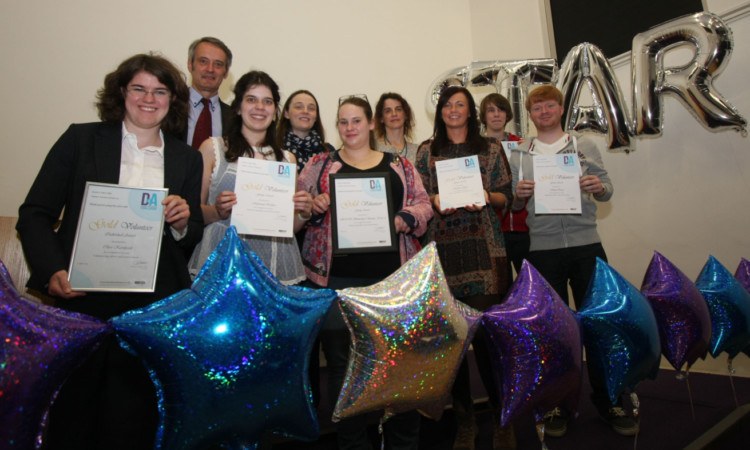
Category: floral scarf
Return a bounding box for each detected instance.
[283,129,329,174]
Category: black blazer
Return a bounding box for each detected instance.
[17,122,204,319]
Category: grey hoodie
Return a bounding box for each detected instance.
[509,131,613,252]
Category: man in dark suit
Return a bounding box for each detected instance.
[16,53,203,450]
[185,36,233,148]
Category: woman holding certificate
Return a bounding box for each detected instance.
[187,71,313,284]
[415,86,514,450]
[16,54,203,449]
[298,95,433,449]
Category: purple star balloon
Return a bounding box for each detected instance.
[111,227,336,450]
[483,260,582,426]
[333,242,482,422]
[0,259,111,450]
[640,251,711,371]
[696,256,750,358]
[736,258,750,358]
[736,258,750,293]
[579,258,660,403]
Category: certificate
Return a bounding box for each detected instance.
[68,182,166,292]
[533,153,582,214]
[231,157,296,238]
[500,140,519,162]
[434,155,486,210]
[329,172,397,254]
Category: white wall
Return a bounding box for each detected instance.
[1,0,748,376]
[0,0,474,216]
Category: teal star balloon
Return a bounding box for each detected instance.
[111,227,335,450]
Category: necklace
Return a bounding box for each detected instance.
[384,136,407,155]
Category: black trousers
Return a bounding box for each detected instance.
[44,334,158,450]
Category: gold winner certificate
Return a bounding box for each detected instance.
[330,172,397,255]
[232,157,296,238]
[435,155,486,210]
[533,153,582,214]
[68,182,166,292]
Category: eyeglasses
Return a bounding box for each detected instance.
[126,86,171,100]
[338,94,369,106]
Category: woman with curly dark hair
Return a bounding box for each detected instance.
[373,92,418,164]
[16,53,203,449]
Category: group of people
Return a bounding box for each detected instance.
[16,35,632,450]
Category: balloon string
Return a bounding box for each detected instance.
[727,357,739,408]
[379,415,386,450]
[630,392,640,450]
[684,368,696,421]
[535,421,548,450]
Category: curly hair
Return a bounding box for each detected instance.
[430,86,487,156]
[373,92,414,141]
[96,53,189,136]
[225,71,283,162]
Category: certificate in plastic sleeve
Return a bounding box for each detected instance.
[330,172,397,255]
[533,153,582,214]
[434,155,486,210]
[231,157,296,238]
[68,182,167,292]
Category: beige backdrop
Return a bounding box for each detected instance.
[1,0,748,376]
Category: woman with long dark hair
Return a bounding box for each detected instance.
[276,89,334,174]
[188,71,313,284]
[415,86,514,450]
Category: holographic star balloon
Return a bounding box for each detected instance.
[111,227,336,450]
[332,242,482,422]
[640,251,711,371]
[578,258,660,403]
[0,259,111,450]
[483,260,582,426]
[695,256,750,358]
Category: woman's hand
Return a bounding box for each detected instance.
[48,270,85,299]
[293,190,314,218]
[312,193,331,215]
[163,194,191,232]
[394,215,411,234]
[464,190,489,212]
[214,190,237,220]
[431,194,456,216]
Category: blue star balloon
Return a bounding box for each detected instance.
[483,260,582,426]
[578,258,660,403]
[0,259,111,450]
[111,227,336,450]
[333,242,482,422]
[696,255,750,358]
[641,251,711,371]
